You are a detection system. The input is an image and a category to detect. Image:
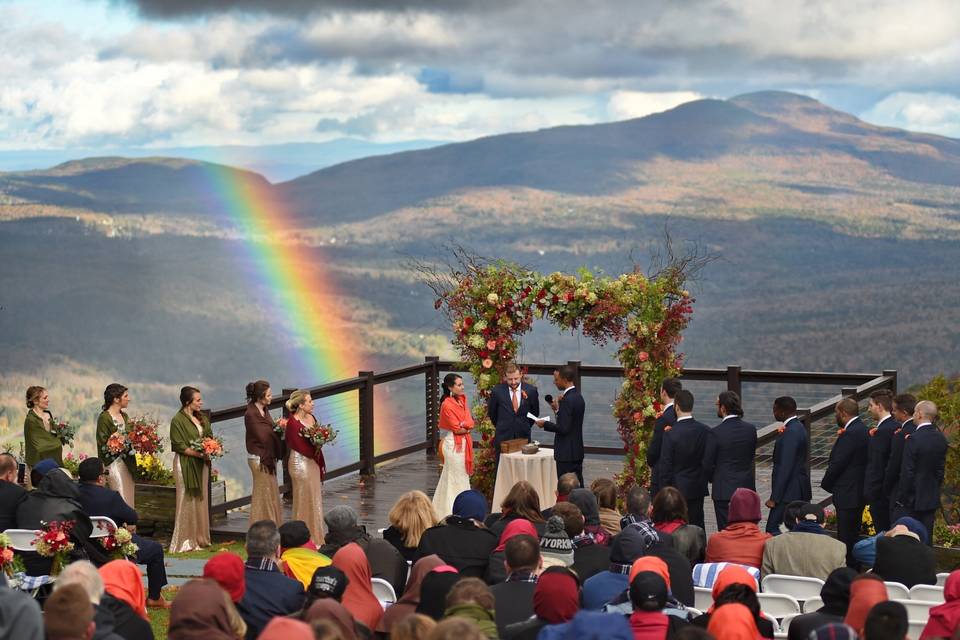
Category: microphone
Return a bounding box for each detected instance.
[545,394,554,404]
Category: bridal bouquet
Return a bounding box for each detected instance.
[50,419,78,447]
[127,416,164,455]
[301,420,338,448]
[33,520,75,575]
[100,526,139,560]
[190,434,226,460]
[105,431,133,461]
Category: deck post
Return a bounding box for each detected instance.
[841,386,858,401]
[883,369,898,395]
[726,365,742,399]
[798,408,812,467]
[359,371,376,476]
[281,387,295,499]
[425,356,440,454]
[201,408,215,522]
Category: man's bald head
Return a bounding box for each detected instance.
[914,400,938,423]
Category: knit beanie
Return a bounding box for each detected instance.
[893,516,928,544]
[452,490,487,522]
[279,520,313,550]
[203,552,246,603]
[727,488,762,525]
[610,525,647,565]
[324,505,359,533]
[540,516,574,566]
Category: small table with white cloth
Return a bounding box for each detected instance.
[491,447,558,510]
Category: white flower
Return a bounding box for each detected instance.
[487,293,499,305]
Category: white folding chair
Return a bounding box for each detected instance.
[371,577,397,608]
[908,620,927,640]
[4,529,39,551]
[893,599,937,621]
[910,584,945,603]
[803,595,824,613]
[694,586,714,612]
[757,593,801,618]
[686,607,703,617]
[884,581,911,600]
[89,516,118,539]
[936,573,949,587]
[761,574,825,601]
[760,611,781,632]
[3,529,51,597]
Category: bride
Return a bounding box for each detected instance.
[432,373,475,517]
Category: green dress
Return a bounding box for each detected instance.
[96,410,137,476]
[23,409,64,467]
[170,410,212,497]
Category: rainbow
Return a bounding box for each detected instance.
[198,163,397,457]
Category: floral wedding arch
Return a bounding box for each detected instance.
[423,249,699,497]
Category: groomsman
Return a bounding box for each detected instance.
[766,396,811,534]
[895,400,948,541]
[883,393,917,522]
[703,390,758,530]
[487,363,541,456]
[661,389,709,529]
[647,378,682,497]
[864,389,898,532]
[821,397,869,565]
[536,365,585,487]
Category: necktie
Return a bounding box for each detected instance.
[512,389,519,412]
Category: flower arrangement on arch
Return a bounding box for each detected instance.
[300,421,338,448]
[50,419,78,447]
[189,434,226,460]
[100,525,138,560]
[126,416,164,455]
[33,520,75,575]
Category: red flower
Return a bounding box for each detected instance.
[464,317,474,328]
[777,426,786,434]
[521,391,528,399]
[434,299,443,310]
[638,351,649,362]
[837,428,846,437]
[869,428,878,437]
[552,294,560,303]
[565,292,574,302]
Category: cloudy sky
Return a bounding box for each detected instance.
[2,0,960,150]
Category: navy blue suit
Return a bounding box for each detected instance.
[767,417,811,534]
[77,482,168,599]
[864,415,898,532]
[896,423,947,542]
[703,415,758,530]
[821,417,869,562]
[884,419,915,522]
[542,386,585,486]
[661,416,709,529]
[487,382,540,451]
[647,404,676,496]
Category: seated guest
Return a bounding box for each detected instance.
[320,505,408,594]
[553,502,611,581]
[417,567,463,620]
[169,578,247,640]
[540,516,574,568]
[706,603,762,640]
[567,488,613,546]
[704,488,771,568]
[852,531,884,570]
[542,473,580,520]
[582,525,648,610]
[258,618,313,639]
[872,517,937,588]
[627,571,688,638]
[619,485,659,543]
[98,560,154,640]
[843,575,889,637]
[55,560,126,640]
[384,490,439,562]
[378,555,445,635]
[45,584,96,640]
[490,534,541,635]
[418,490,498,579]
[603,555,690,621]
[863,601,908,640]
[0,571,43,640]
[236,519,305,640]
[590,479,622,536]
[303,565,348,606]
[203,551,247,608]
[305,597,365,640]
[760,502,846,581]
[485,481,546,538]
[0,453,26,531]
[430,618,487,640]
[786,567,857,640]
[646,537,695,608]
[77,457,169,607]
[504,566,580,640]
[487,519,538,584]
[279,520,332,588]
[651,487,705,566]
[921,570,960,639]
[443,578,498,640]
[691,574,773,639]
[392,614,436,640]
[333,542,384,632]
[537,610,633,640]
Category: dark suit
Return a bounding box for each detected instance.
[542,386,585,486]
[883,419,915,522]
[490,579,537,637]
[703,415,758,530]
[821,417,869,562]
[237,558,306,640]
[896,423,948,541]
[77,482,169,600]
[767,417,812,534]
[864,415,898,532]
[661,416,709,529]
[647,404,676,496]
[0,480,27,532]
[487,382,540,452]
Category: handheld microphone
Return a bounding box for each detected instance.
[545,394,554,404]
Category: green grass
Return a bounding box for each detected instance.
[165,539,246,560]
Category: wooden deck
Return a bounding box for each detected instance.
[210,451,828,539]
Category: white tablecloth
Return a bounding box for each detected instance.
[492,447,558,510]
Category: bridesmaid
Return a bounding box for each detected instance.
[23,386,64,482]
[169,386,212,553]
[284,389,325,545]
[243,379,283,526]
[96,383,136,507]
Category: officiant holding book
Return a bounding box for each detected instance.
[488,363,540,457]
[535,365,585,486]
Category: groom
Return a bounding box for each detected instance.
[488,363,540,459]
[536,365,585,486]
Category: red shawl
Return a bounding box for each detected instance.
[921,570,960,639]
[439,394,475,474]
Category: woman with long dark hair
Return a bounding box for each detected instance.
[431,373,474,518]
[244,380,283,526]
[169,385,212,552]
[97,383,136,507]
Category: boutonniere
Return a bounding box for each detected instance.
[664,425,672,432]
[521,390,528,400]
[869,427,878,437]
[894,428,902,435]
[836,428,846,437]
[777,426,786,435]
[905,433,912,440]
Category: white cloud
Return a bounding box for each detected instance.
[607,91,705,121]
[861,92,960,137]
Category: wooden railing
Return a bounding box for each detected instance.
[205,357,897,518]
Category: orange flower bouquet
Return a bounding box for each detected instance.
[105,431,132,461]
[189,434,226,460]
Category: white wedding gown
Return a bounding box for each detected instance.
[432,431,472,518]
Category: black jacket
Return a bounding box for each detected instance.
[647,404,677,495]
[864,415,898,502]
[100,594,154,640]
[661,417,709,499]
[490,580,537,637]
[0,481,27,532]
[382,525,417,563]
[416,516,498,579]
[821,417,869,509]
[504,616,546,640]
[488,383,540,448]
[770,418,812,503]
[897,424,948,512]
[883,420,914,496]
[703,416,757,501]
[646,542,694,607]
[873,535,937,588]
[484,512,547,539]
[92,600,127,640]
[237,558,306,640]
[77,483,139,526]
[542,387,585,463]
[320,525,409,594]
[572,543,611,582]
